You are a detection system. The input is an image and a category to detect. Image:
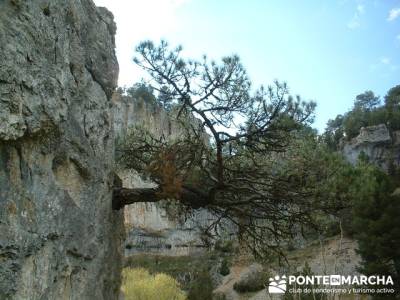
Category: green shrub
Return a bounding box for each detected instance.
[126,83,157,104]
[214,240,234,253]
[121,268,186,300]
[219,258,230,276]
[187,269,213,300]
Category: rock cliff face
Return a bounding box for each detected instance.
[113,94,229,256]
[0,1,124,299]
[113,94,184,141]
[342,124,400,171]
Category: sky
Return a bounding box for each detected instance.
[93,0,400,131]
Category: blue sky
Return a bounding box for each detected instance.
[94,0,400,131]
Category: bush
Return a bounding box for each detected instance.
[233,263,266,293]
[187,269,214,300]
[126,83,157,104]
[214,240,234,253]
[219,258,230,276]
[121,268,186,300]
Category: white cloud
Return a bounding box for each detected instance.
[93,0,190,86]
[387,8,400,21]
[357,4,365,14]
[347,4,365,29]
[380,57,390,65]
[347,19,360,29]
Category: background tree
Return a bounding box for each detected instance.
[385,85,400,131]
[323,114,344,151]
[350,162,400,297]
[384,85,400,110]
[354,90,380,111]
[114,40,347,257]
[342,91,382,139]
[126,82,157,104]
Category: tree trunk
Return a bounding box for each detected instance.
[112,186,211,210]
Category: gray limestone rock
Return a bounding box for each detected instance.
[233,263,265,293]
[342,124,400,171]
[0,1,124,299]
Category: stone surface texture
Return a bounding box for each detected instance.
[0,1,124,299]
[342,124,400,170]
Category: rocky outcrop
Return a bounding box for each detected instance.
[124,201,218,256]
[113,94,233,256]
[113,94,185,141]
[342,124,400,171]
[0,1,124,299]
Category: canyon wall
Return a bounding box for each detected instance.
[113,94,232,256]
[0,1,124,299]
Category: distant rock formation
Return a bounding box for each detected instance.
[342,124,400,171]
[0,1,124,299]
[113,93,234,256]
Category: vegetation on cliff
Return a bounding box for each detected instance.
[323,85,400,151]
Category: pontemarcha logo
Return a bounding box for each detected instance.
[268,275,287,294]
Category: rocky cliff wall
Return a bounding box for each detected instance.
[342,124,400,171]
[113,94,184,140]
[0,1,124,299]
[113,94,232,256]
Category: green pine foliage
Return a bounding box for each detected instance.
[187,269,214,300]
[126,83,157,104]
[219,258,230,276]
[350,163,400,294]
[323,85,400,150]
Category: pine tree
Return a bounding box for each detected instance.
[351,163,400,297]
